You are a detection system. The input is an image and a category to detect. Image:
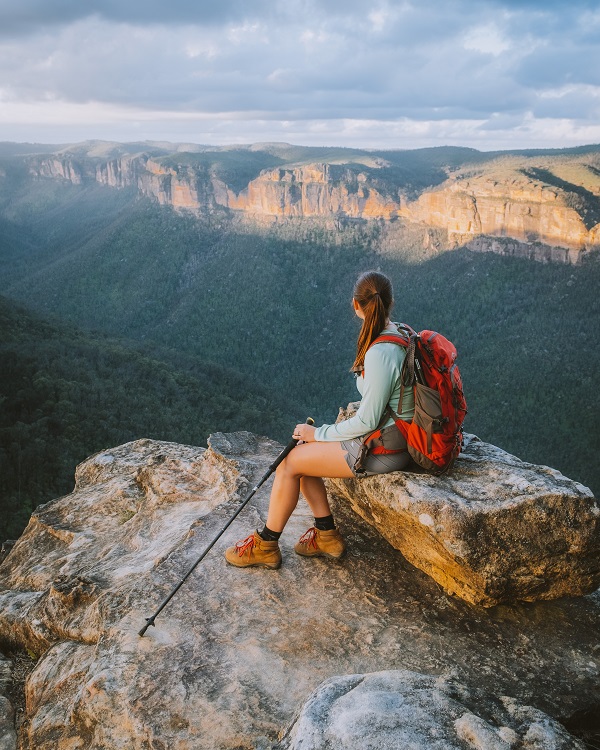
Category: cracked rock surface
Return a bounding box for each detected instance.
[0,432,598,749]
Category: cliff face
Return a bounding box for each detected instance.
[407,174,600,252]
[27,148,600,261]
[35,157,85,185]
[32,154,214,212]
[213,163,401,219]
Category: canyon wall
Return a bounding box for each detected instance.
[27,152,600,261]
[213,163,401,219]
[409,174,600,252]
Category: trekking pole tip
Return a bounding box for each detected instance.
[138,617,156,637]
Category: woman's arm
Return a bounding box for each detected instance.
[313,343,404,442]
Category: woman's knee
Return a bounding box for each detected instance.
[275,452,303,480]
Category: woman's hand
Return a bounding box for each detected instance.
[292,423,316,443]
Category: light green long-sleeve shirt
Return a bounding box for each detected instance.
[314,326,415,442]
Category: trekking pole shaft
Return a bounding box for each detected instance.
[138,417,314,637]
[138,481,262,636]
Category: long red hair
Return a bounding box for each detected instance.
[351,271,394,373]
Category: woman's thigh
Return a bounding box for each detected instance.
[285,441,355,479]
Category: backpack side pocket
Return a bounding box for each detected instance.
[412,382,445,453]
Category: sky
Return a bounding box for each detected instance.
[1,0,599,150]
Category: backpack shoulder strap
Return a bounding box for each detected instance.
[364,325,413,384]
[368,325,418,383]
[395,322,416,337]
[371,334,409,347]
[362,325,416,440]
[368,323,412,351]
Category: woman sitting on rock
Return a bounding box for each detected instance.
[225,270,415,569]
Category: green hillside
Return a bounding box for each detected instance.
[0,296,298,540]
[0,176,372,420]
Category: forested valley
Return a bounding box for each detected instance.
[0,296,298,539]
[1,164,598,541]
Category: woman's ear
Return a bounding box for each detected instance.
[353,298,365,319]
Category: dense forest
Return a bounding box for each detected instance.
[0,297,298,540]
[0,161,598,542]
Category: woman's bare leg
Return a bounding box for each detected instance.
[266,442,353,532]
[299,476,329,517]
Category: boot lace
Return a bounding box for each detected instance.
[298,527,319,550]
[235,534,256,558]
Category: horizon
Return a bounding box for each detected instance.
[3,138,600,155]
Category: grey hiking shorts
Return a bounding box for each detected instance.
[342,423,411,477]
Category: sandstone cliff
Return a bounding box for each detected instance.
[0,432,598,749]
[24,144,600,262]
[213,163,401,220]
[406,164,600,258]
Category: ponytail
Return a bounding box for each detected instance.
[351,271,393,373]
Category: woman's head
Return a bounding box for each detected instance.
[351,271,394,372]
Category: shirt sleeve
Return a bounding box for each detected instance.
[314,344,403,442]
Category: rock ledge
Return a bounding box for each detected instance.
[328,406,600,606]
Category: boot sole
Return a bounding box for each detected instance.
[294,549,346,560]
[225,558,282,569]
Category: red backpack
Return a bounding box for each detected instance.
[362,324,467,475]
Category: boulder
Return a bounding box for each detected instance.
[0,433,598,749]
[280,669,586,750]
[328,405,600,606]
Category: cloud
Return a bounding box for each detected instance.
[0,0,598,148]
[0,0,378,38]
[0,0,274,37]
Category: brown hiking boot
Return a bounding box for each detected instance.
[225,531,282,569]
[294,527,346,559]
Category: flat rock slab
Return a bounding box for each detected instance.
[328,410,600,606]
[0,434,598,749]
[281,669,586,750]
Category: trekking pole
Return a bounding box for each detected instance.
[138,418,314,637]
